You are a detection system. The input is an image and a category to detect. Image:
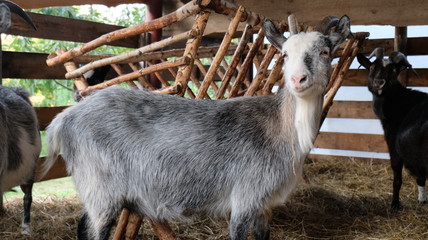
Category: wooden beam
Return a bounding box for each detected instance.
[236,0,428,26]
[3,51,66,79]
[326,101,376,119]
[343,69,428,86]
[314,132,387,153]
[8,13,139,48]
[11,0,146,9]
[35,156,68,182]
[35,106,68,131]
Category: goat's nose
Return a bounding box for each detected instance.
[291,75,307,87]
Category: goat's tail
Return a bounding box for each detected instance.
[38,112,66,180]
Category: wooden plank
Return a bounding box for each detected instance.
[35,156,68,182]
[362,37,428,56]
[343,69,428,87]
[309,154,389,163]
[326,101,376,119]
[35,106,68,131]
[3,51,66,79]
[8,12,139,48]
[13,0,143,9]
[314,132,388,153]
[236,0,428,26]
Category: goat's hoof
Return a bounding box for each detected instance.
[390,202,401,211]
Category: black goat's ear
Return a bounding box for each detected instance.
[357,53,372,69]
[264,19,287,51]
[329,15,351,53]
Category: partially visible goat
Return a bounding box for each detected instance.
[0,87,41,234]
[358,49,428,210]
[0,1,39,234]
[42,15,351,240]
[0,0,37,32]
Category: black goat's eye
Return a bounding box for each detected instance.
[282,52,288,58]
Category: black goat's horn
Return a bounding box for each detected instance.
[316,16,339,35]
[0,0,36,30]
[390,51,420,77]
[368,47,384,61]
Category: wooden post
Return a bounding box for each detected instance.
[215,24,253,99]
[111,63,138,88]
[395,26,408,86]
[149,219,177,240]
[53,49,88,92]
[228,27,264,98]
[245,45,278,96]
[195,5,244,99]
[112,209,131,240]
[80,57,189,96]
[174,11,211,97]
[262,55,284,94]
[146,0,163,89]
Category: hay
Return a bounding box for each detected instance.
[2,157,428,240]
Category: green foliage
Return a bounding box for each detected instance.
[2,4,147,107]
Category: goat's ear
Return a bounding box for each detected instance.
[357,53,372,69]
[329,15,351,53]
[264,19,287,51]
[0,4,11,33]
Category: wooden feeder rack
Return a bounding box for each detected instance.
[46,0,368,239]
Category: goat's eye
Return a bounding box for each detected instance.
[320,49,329,56]
[282,52,288,58]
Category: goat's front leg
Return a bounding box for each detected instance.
[20,181,34,234]
[391,159,403,210]
[416,177,427,204]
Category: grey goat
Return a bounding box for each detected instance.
[42,15,351,240]
[0,87,41,234]
[0,0,38,235]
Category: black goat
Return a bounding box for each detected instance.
[358,49,428,210]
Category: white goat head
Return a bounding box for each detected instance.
[264,15,351,98]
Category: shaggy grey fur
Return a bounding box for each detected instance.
[0,86,41,234]
[43,16,350,240]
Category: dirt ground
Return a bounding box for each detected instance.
[2,157,428,240]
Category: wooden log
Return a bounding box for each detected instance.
[65,31,190,79]
[262,55,284,94]
[147,61,172,87]
[124,213,143,240]
[80,57,190,97]
[207,0,261,26]
[128,63,156,90]
[46,0,211,67]
[111,64,139,88]
[149,220,177,240]
[112,209,131,240]
[54,49,89,91]
[395,26,408,86]
[153,84,182,95]
[228,27,264,98]
[174,11,211,97]
[245,45,277,96]
[194,59,216,98]
[216,24,253,99]
[196,5,244,99]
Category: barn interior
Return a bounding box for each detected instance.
[2,0,428,239]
